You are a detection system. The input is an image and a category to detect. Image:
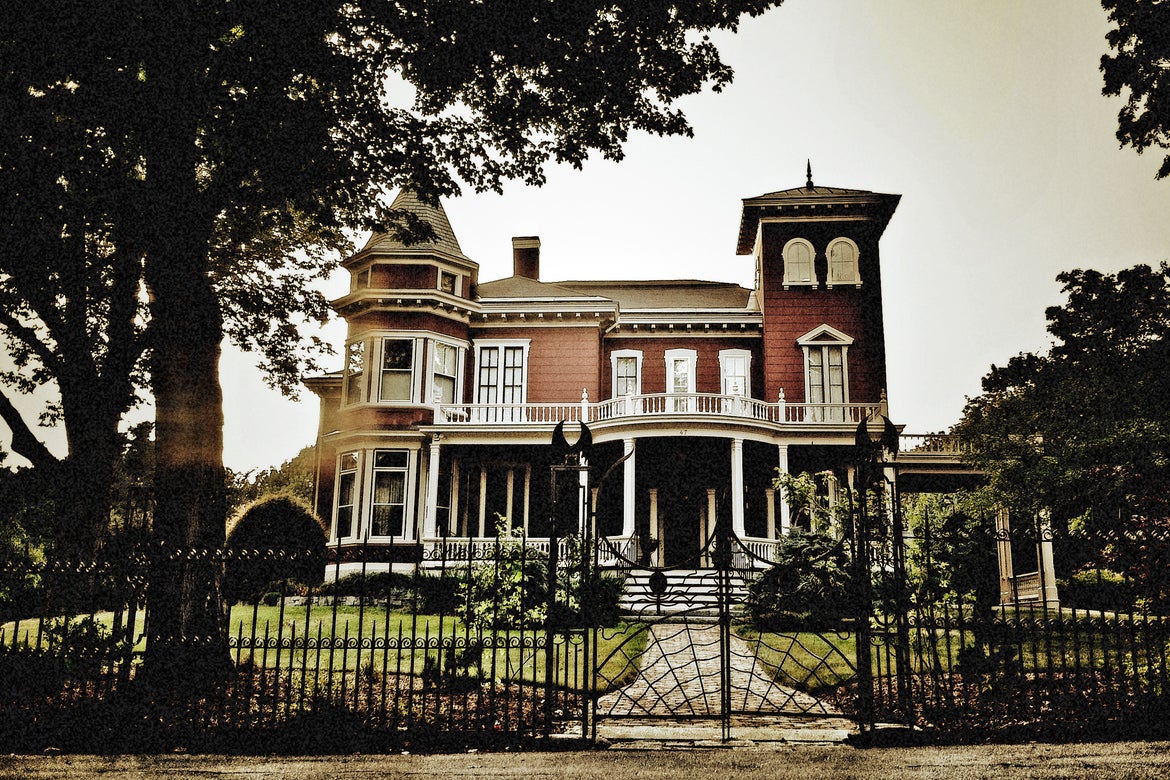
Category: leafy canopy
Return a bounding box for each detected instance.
[957,263,1170,525]
[1102,0,1170,179]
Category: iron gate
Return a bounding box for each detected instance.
[585,517,866,741]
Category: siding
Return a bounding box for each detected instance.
[600,337,763,398]
[467,325,602,403]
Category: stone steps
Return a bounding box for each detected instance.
[618,568,752,616]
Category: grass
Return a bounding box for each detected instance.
[735,624,858,692]
[484,623,648,693]
[736,607,1170,695]
[3,604,647,693]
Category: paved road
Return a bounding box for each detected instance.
[6,742,1170,779]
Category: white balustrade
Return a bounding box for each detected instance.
[440,394,886,428]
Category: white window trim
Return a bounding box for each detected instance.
[782,237,817,290]
[437,268,462,296]
[665,348,697,413]
[718,348,752,397]
[826,237,861,289]
[610,349,643,398]
[364,448,418,542]
[343,339,367,407]
[331,451,363,544]
[664,348,697,393]
[427,339,465,406]
[797,325,854,406]
[472,339,531,405]
[376,335,423,404]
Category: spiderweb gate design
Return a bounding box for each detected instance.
[589,520,857,740]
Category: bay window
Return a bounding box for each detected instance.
[379,338,415,401]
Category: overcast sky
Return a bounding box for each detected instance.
[7,1,1170,473]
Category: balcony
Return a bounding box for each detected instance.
[436,392,887,429]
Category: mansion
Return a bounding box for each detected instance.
[307,176,911,572]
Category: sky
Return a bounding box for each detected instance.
[7,0,1170,474]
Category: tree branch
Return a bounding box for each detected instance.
[0,386,58,470]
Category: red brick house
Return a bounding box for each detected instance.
[307,176,901,573]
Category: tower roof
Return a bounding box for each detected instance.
[736,183,901,255]
[352,189,472,265]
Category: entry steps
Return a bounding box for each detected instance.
[617,568,755,616]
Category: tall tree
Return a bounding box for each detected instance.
[1102,0,1170,178]
[0,44,148,561]
[4,0,781,687]
[957,263,1170,530]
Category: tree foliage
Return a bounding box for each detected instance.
[226,445,317,516]
[223,495,327,604]
[958,264,1170,525]
[1,0,783,685]
[1102,0,1170,179]
[746,530,852,630]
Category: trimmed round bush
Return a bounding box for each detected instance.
[224,495,327,604]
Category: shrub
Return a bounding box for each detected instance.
[746,530,853,630]
[224,495,327,603]
[314,570,414,598]
[458,527,549,630]
[1059,567,1132,612]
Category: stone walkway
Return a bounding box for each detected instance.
[596,622,841,718]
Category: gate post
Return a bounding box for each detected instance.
[852,415,901,737]
[714,514,734,741]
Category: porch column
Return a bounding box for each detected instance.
[450,459,461,537]
[422,435,442,540]
[777,444,792,535]
[523,463,531,535]
[705,488,717,567]
[505,468,515,535]
[996,508,1014,605]
[622,438,636,539]
[1037,509,1060,607]
[477,466,487,537]
[730,437,745,537]
[578,455,589,535]
[648,488,660,566]
[765,488,776,539]
[590,487,600,538]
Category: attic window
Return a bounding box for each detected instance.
[782,238,816,289]
[439,270,458,295]
[827,238,861,288]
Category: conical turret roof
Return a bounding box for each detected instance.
[356,189,471,263]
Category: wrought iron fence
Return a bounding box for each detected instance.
[856,518,1170,738]
[0,536,613,752]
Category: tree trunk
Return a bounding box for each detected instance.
[142,244,231,690]
[139,11,230,690]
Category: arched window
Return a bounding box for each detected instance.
[782,238,816,289]
[827,238,861,288]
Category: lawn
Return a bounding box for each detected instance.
[735,624,858,692]
[2,604,647,694]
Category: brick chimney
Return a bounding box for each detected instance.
[512,236,540,280]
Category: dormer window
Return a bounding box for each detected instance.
[827,238,861,288]
[782,238,816,289]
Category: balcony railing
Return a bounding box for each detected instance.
[437,392,887,427]
[897,434,967,455]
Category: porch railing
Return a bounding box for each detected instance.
[438,392,887,427]
[420,535,638,566]
[897,433,967,455]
